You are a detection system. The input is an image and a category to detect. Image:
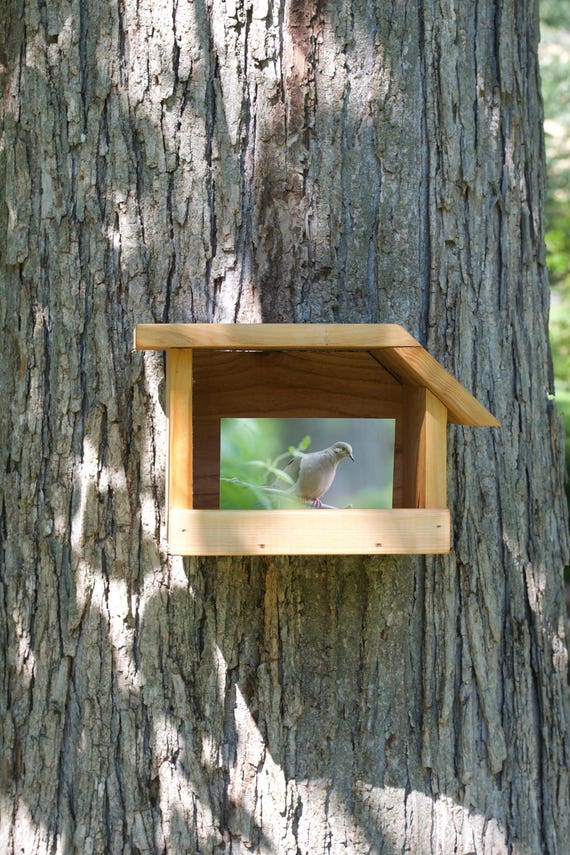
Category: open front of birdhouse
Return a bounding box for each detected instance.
[134,324,499,555]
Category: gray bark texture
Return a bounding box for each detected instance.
[1,0,569,853]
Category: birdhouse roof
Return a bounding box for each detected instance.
[134,323,499,427]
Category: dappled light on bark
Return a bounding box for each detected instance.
[1,0,569,853]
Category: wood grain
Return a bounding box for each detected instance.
[193,418,221,508]
[167,508,451,555]
[136,323,499,427]
[394,387,448,509]
[192,350,402,419]
[3,0,567,851]
[423,391,448,508]
[374,346,500,427]
[135,322,419,351]
[166,350,194,528]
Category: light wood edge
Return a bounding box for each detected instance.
[396,387,447,509]
[374,347,500,427]
[136,325,499,426]
[167,508,451,555]
[423,390,448,508]
[166,351,194,542]
[134,323,419,351]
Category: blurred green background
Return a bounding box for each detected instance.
[541,2,570,587]
[542,1,570,471]
[220,418,395,509]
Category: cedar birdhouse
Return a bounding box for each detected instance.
[134,324,499,555]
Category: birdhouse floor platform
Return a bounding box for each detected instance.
[134,323,498,556]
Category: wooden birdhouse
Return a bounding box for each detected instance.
[134,324,499,555]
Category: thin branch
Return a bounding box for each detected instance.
[220,477,348,509]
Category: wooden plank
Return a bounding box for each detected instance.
[166,351,194,534]
[134,322,419,351]
[424,390,448,508]
[137,324,499,426]
[395,388,447,509]
[193,418,221,508]
[394,388,423,509]
[192,351,403,419]
[167,508,451,555]
[373,346,499,427]
[392,416,405,508]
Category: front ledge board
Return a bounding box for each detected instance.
[168,509,451,556]
[134,323,499,556]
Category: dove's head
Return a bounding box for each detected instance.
[330,441,354,462]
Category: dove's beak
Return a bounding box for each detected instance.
[349,453,355,462]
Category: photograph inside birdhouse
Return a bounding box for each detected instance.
[220,418,395,510]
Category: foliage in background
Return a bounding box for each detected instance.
[540,1,570,526]
[219,418,304,508]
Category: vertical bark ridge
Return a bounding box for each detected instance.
[0,1,568,853]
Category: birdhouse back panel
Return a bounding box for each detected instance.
[192,350,403,418]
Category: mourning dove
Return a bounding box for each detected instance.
[275,441,354,507]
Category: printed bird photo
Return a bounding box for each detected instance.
[220,418,395,509]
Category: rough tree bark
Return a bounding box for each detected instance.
[1,1,568,853]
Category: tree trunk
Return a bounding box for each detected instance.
[1,1,568,853]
